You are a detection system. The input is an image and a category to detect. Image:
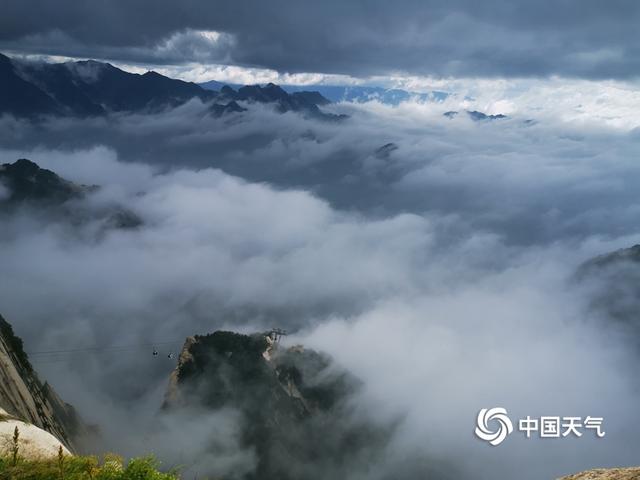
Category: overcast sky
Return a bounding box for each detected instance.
[2,0,640,81]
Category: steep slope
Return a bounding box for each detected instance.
[0,314,86,453]
[0,53,59,117]
[163,330,389,480]
[11,55,214,115]
[14,59,106,116]
[67,66,213,113]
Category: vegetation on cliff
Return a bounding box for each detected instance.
[0,454,178,480]
[0,315,31,374]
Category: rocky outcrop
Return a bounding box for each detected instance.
[558,468,640,479]
[0,314,86,453]
[163,330,387,480]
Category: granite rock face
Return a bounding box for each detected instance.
[0,314,87,453]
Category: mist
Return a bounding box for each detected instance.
[1,92,640,479]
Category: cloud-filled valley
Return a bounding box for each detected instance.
[2,86,640,478]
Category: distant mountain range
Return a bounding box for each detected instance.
[0,53,341,120]
[0,52,509,123]
[200,80,450,105]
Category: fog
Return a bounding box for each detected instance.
[1,93,640,478]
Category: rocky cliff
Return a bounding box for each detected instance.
[0,407,71,460]
[163,330,389,480]
[0,314,86,453]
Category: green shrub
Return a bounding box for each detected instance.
[0,454,179,480]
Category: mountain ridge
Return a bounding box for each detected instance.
[0,53,340,120]
[200,80,450,105]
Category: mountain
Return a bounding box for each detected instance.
[0,158,142,229]
[163,330,390,480]
[0,158,90,204]
[290,90,331,106]
[200,81,450,106]
[578,244,640,271]
[466,110,507,121]
[0,54,60,117]
[375,142,399,159]
[7,54,214,115]
[199,79,234,91]
[209,99,246,117]
[444,110,507,121]
[282,85,449,105]
[575,244,640,328]
[215,83,345,120]
[0,314,87,454]
[0,53,340,120]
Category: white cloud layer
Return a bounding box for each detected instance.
[1,81,640,478]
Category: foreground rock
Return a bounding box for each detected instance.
[0,407,71,460]
[558,467,640,480]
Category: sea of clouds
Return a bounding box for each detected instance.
[1,86,640,478]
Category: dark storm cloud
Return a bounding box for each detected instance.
[2,0,640,79]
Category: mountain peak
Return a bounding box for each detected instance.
[162,329,381,479]
[0,158,85,204]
